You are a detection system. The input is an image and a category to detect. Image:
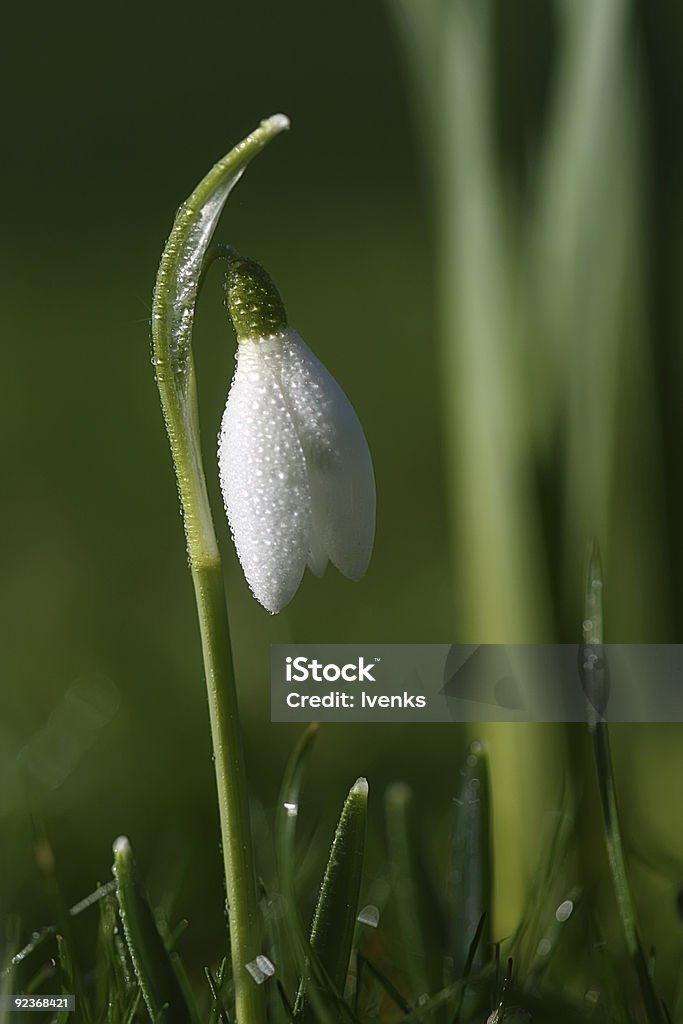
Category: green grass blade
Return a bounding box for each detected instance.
[97,892,132,1021]
[122,991,143,1024]
[113,836,197,1024]
[385,782,443,1004]
[55,934,75,1024]
[294,778,368,1023]
[584,546,665,1023]
[275,723,320,994]
[204,966,229,1024]
[447,742,492,980]
[509,782,577,981]
[400,971,492,1024]
[257,879,292,1024]
[276,729,361,1024]
[355,952,411,1016]
[2,926,55,980]
[276,724,320,896]
[500,986,599,1024]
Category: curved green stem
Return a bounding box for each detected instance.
[152,114,290,1024]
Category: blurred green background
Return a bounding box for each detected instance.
[2,0,683,996]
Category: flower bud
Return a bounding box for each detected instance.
[218,251,376,613]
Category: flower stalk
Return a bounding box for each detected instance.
[152,115,290,1024]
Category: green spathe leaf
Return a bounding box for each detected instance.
[295,778,368,1023]
[112,836,196,1024]
[153,114,290,400]
[152,113,290,567]
[448,742,492,980]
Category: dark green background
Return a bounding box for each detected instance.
[2,0,683,980]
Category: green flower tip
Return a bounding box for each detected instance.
[224,247,288,343]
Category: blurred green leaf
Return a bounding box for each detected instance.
[385,781,443,1003]
[276,724,320,896]
[447,742,492,979]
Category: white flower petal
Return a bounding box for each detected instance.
[278,330,376,581]
[306,524,329,577]
[218,338,312,614]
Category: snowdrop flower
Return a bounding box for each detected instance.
[218,250,376,613]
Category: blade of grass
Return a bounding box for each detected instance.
[257,879,292,1024]
[275,724,320,891]
[2,926,55,979]
[389,0,551,642]
[113,836,197,1024]
[584,545,665,1023]
[69,881,118,919]
[523,887,582,986]
[55,934,75,1024]
[447,742,492,980]
[275,723,322,995]
[400,971,492,1024]
[499,986,596,1024]
[452,912,487,1024]
[509,782,576,977]
[294,779,368,1023]
[385,782,443,1004]
[532,1,667,636]
[276,728,362,1024]
[97,892,133,1021]
[356,952,412,1016]
[122,991,143,1024]
[24,962,57,996]
[204,966,229,1024]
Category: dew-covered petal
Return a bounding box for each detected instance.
[218,338,312,613]
[279,329,376,581]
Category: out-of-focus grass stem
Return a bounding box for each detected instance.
[386,0,557,937]
[436,1,550,643]
[389,0,550,642]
